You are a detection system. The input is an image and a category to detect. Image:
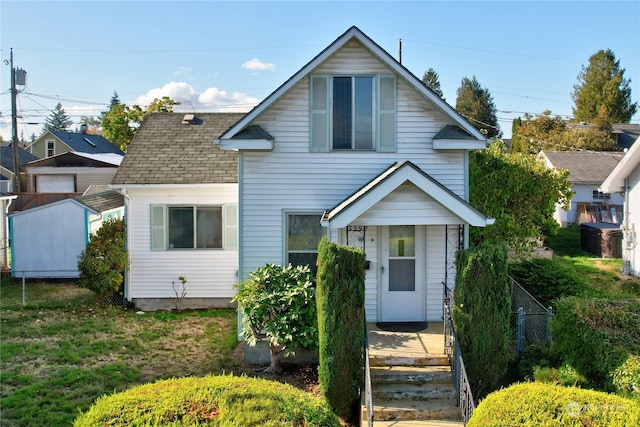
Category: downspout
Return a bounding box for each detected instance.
[622,178,631,275]
[237,152,244,340]
[120,187,132,302]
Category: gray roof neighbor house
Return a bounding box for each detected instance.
[540,151,625,185]
[48,130,124,155]
[112,112,243,185]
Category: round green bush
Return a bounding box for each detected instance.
[468,382,640,426]
[74,375,340,426]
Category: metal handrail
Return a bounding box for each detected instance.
[363,317,374,427]
[443,283,476,425]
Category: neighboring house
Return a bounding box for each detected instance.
[28,127,123,158]
[567,122,640,150]
[601,137,640,277]
[8,190,124,278]
[539,150,625,226]
[111,112,243,311]
[0,146,38,193]
[215,26,494,323]
[14,151,123,211]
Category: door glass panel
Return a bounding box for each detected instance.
[389,259,415,291]
[389,225,415,292]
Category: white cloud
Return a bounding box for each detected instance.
[174,66,192,76]
[242,58,275,71]
[135,81,259,112]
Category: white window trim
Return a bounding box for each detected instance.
[150,204,238,251]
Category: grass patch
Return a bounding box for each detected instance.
[545,226,640,298]
[0,285,240,426]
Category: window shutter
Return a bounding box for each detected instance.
[150,205,166,251]
[377,75,396,152]
[310,75,330,152]
[223,204,238,250]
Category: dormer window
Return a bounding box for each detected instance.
[310,74,396,153]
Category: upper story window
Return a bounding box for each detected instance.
[46,140,55,157]
[310,74,396,153]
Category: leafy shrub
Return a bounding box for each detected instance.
[508,257,586,307]
[454,243,510,397]
[533,364,588,387]
[77,218,127,298]
[316,238,365,421]
[467,382,640,426]
[552,297,640,390]
[233,263,317,373]
[74,375,340,426]
[612,355,640,400]
[516,342,562,380]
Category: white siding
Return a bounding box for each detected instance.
[558,184,625,225]
[10,201,88,278]
[125,185,238,299]
[626,167,640,277]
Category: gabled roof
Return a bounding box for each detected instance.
[540,151,624,185]
[112,112,244,185]
[216,26,486,144]
[321,161,494,228]
[601,136,640,192]
[0,146,38,173]
[48,130,124,155]
[25,151,123,168]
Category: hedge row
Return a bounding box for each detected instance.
[468,382,640,426]
[74,375,340,426]
[552,297,640,390]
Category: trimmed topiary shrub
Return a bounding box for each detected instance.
[508,257,586,307]
[552,297,640,391]
[467,382,640,426]
[612,354,640,400]
[74,375,340,426]
[316,237,365,422]
[454,243,510,397]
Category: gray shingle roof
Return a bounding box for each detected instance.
[112,113,243,185]
[542,151,625,184]
[75,190,124,212]
[50,130,124,155]
[0,146,38,172]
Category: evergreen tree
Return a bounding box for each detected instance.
[109,90,121,107]
[421,68,444,98]
[43,102,73,132]
[572,49,637,123]
[509,117,528,153]
[455,76,501,138]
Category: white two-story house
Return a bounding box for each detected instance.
[216,26,493,323]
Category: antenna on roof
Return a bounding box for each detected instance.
[398,38,402,64]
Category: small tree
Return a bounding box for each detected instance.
[233,263,318,373]
[316,237,365,422]
[422,67,444,99]
[77,218,127,300]
[453,243,510,397]
[43,102,73,132]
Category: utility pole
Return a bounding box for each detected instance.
[10,48,20,194]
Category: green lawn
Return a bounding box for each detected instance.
[0,284,239,427]
[545,225,640,298]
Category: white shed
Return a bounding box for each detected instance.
[9,191,124,278]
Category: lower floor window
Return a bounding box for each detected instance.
[286,212,325,274]
[169,206,222,249]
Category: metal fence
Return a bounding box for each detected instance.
[0,270,124,308]
[509,276,553,354]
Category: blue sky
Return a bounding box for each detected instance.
[1,0,639,141]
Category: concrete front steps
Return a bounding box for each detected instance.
[362,354,463,426]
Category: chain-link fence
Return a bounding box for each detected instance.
[509,276,553,355]
[0,270,124,308]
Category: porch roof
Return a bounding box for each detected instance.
[320,161,495,228]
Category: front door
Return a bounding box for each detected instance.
[380,225,424,322]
